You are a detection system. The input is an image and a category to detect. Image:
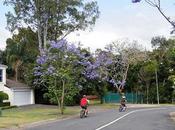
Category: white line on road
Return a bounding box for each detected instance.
[95,108,166,130]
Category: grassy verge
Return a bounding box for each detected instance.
[0,100,119,129]
[89,99,119,109]
[0,106,79,129]
[2,101,172,128]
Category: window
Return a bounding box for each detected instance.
[0,69,2,82]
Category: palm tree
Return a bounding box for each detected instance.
[6,42,24,82]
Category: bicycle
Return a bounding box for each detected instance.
[119,104,126,112]
[80,108,88,118]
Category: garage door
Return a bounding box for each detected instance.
[13,90,31,106]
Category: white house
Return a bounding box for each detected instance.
[0,64,35,106]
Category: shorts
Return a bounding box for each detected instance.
[81,106,87,110]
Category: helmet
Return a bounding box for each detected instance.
[122,96,126,99]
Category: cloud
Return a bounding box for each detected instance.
[0,0,173,52]
[68,1,173,52]
[68,31,117,51]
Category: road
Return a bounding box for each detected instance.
[25,106,175,130]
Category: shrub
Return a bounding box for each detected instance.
[2,102,10,107]
[0,91,9,106]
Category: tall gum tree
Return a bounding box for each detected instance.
[4,0,100,49]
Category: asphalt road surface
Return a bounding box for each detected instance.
[25,106,175,130]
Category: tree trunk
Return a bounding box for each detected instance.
[123,64,130,81]
[15,67,18,82]
[57,98,61,116]
[36,3,42,50]
[100,95,104,104]
[146,84,149,104]
[38,24,42,50]
[155,68,159,104]
[54,78,60,115]
[61,80,65,115]
[117,63,129,95]
[43,20,48,49]
[136,89,138,104]
[116,85,122,94]
[14,60,22,82]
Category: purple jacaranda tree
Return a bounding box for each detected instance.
[82,50,112,80]
[78,40,146,102]
[80,48,127,99]
[132,0,175,34]
[132,0,141,3]
[34,39,84,114]
[77,49,112,103]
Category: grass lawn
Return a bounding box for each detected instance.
[0,101,118,129]
[90,100,119,109]
[0,105,79,128]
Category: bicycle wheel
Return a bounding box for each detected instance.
[80,109,85,118]
[119,105,122,112]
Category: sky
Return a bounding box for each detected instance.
[0,0,174,51]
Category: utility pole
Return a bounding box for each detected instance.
[155,68,160,104]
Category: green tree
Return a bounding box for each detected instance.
[6,40,24,81]
[0,50,6,64]
[151,37,175,102]
[138,59,157,104]
[5,27,38,81]
[127,63,143,103]
[4,0,100,49]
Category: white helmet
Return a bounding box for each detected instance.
[122,96,126,99]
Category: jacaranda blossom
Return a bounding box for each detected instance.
[36,55,48,65]
[132,0,141,3]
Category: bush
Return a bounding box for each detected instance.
[0,91,9,106]
[2,102,10,107]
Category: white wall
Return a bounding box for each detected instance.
[3,67,6,85]
[11,89,35,106]
[0,83,4,91]
[0,65,35,106]
[0,65,7,91]
[31,89,35,104]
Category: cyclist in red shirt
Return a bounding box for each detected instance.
[80,95,88,115]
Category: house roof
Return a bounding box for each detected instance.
[5,79,31,89]
[0,64,8,69]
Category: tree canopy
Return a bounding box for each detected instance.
[4,0,100,49]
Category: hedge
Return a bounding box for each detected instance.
[0,91,9,106]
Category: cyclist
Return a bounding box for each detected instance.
[80,95,89,116]
[120,95,126,108]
